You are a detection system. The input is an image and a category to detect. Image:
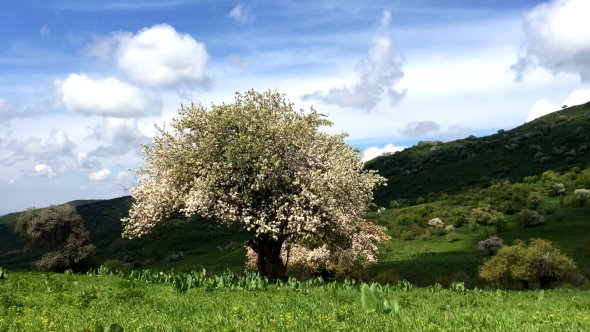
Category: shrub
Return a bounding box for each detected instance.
[548,183,566,197]
[446,232,460,242]
[517,210,545,228]
[427,218,444,227]
[479,239,577,289]
[388,200,402,209]
[527,192,543,210]
[469,207,506,226]
[571,188,590,207]
[15,205,95,272]
[476,236,504,255]
[499,201,519,215]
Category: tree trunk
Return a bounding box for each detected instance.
[521,280,529,289]
[248,235,286,280]
[539,277,550,289]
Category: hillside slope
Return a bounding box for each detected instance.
[366,102,590,206]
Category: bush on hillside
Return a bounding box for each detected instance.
[469,207,505,226]
[548,183,566,197]
[571,188,590,207]
[476,236,504,255]
[527,192,543,210]
[479,239,577,289]
[15,205,95,272]
[516,210,545,228]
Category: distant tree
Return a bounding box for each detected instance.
[516,209,545,228]
[479,239,576,289]
[571,188,590,207]
[548,183,566,197]
[476,236,504,255]
[121,90,388,279]
[527,192,543,210]
[15,205,95,272]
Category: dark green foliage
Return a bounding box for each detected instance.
[15,205,95,272]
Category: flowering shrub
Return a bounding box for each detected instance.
[476,236,504,255]
[571,188,590,207]
[516,210,545,228]
[427,218,444,227]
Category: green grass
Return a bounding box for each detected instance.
[1,270,589,331]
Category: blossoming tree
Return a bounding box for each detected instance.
[122,90,388,279]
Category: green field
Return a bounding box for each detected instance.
[1,270,589,331]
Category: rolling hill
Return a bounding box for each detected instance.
[366,102,590,206]
[1,103,589,287]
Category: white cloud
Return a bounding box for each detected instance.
[380,10,391,28]
[513,0,590,81]
[362,144,405,162]
[90,118,151,157]
[302,11,405,111]
[34,164,56,178]
[402,121,440,137]
[229,3,254,24]
[76,152,101,169]
[40,25,50,36]
[440,125,472,142]
[115,24,209,87]
[7,179,15,185]
[0,98,36,121]
[18,130,75,155]
[526,87,590,122]
[116,171,131,182]
[55,73,162,117]
[229,54,251,72]
[89,168,111,181]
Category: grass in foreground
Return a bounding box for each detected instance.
[1,270,589,331]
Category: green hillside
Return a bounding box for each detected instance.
[2,105,590,288]
[366,102,590,206]
[0,197,248,272]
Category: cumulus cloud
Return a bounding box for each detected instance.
[0,98,36,122]
[302,11,405,111]
[362,144,405,162]
[85,24,209,88]
[526,87,590,122]
[89,168,111,181]
[34,164,57,178]
[440,125,472,142]
[83,24,209,88]
[229,3,254,23]
[90,118,151,157]
[76,152,102,169]
[6,130,75,160]
[402,121,440,137]
[512,0,590,81]
[116,171,131,182]
[18,130,75,156]
[55,73,162,117]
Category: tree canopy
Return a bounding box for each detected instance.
[479,238,577,289]
[122,90,388,279]
[15,204,95,272]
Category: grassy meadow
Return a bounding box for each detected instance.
[1,269,589,331]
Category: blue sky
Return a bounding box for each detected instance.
[1,0,590,214]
